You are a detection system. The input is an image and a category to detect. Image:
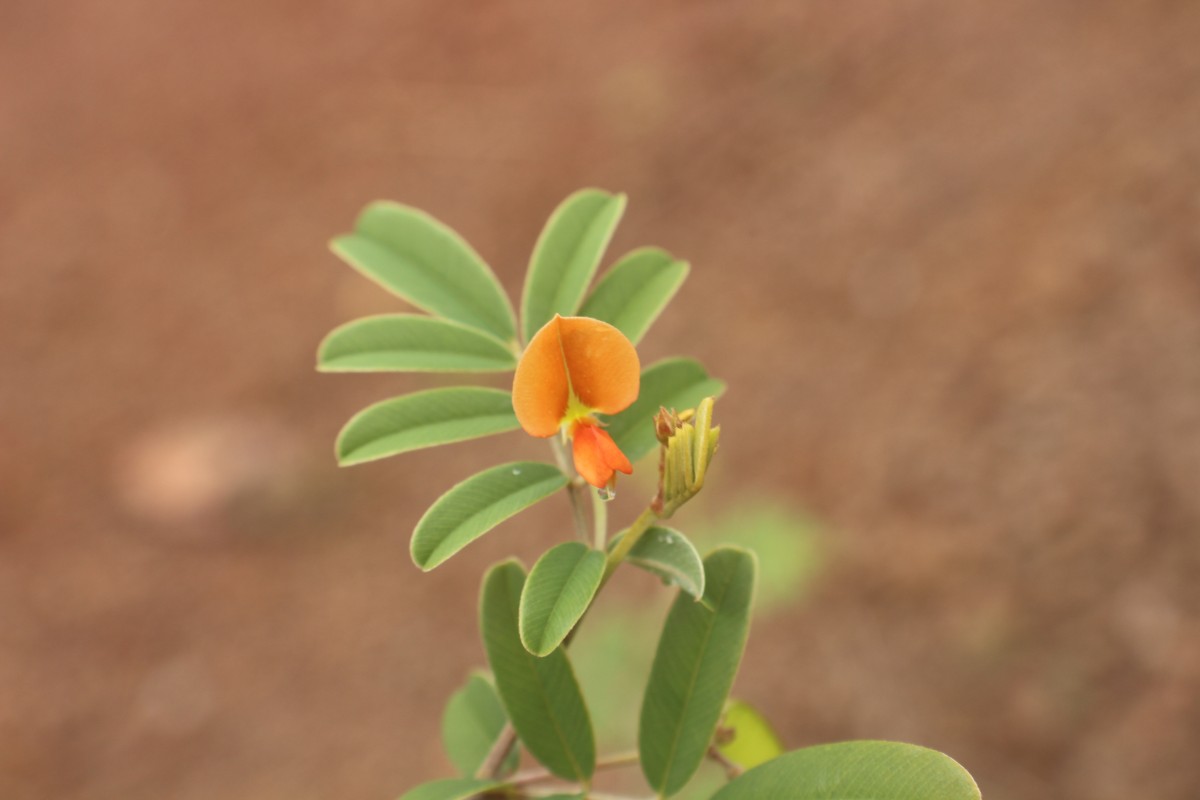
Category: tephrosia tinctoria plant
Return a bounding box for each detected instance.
[319,189,980,800]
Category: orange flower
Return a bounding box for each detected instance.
[513,315,640,490]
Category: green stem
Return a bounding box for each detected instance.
[600,506,659,587]
[550,437,589,542]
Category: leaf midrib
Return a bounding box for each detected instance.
[352,226,511,336]
[549,201,617,316]
[504,576,587,782]
[422,473,563,564]
[533,551,598,654]
[653,563,737,794]
[344,413,518,461]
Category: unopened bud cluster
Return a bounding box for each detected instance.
[652,396,720,518]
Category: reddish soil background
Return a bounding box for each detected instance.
[4,2,1200,799]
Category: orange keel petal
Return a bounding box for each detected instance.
[572,424,634,489]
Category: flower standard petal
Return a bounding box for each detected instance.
[558,316,640,415]
[512,316,569,437]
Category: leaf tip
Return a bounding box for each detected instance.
[327,234,353,258]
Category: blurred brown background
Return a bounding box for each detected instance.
[5,1,1200,799]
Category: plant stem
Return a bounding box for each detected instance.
[592,486,608,550]
[600,506,659,587]
[550,437,590,542]
[706,745,743,780]
[508,750,640,787]
[476,723,517,779]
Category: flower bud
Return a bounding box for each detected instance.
[652,396,721,518]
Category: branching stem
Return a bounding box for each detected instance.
[707,744,744,780]
[508,750,640,787]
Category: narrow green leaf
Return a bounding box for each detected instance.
[412,463,567,571]
[708,741,981,800]
[608,526,705,601]
[441,673,518,777]
[337,388,519,466]
[519,542,606,657]
[605,359,726,463]
[717,699,784,771]
[579,247,688,344]
[318,314,516,373]
[398,777,503,800]
[639,547,756,796]
[521,189,626,342]
[481,560,596,782]
[331,201,516,342]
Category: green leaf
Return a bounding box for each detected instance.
[331,201,516,342]
[606,359,726,463]
[608,526,705,601]
[521,189,626,342]
[519,542,606,657]
[579,247,689,344]
[337,388,519,466]
[717,699,784,771]
[412,463,567,571]
[441,673,518,777]
[481,560,596,782]
[639,547,756,797]
[708,741,981,800]
[318,314,517,373]
[397,777,503,800]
